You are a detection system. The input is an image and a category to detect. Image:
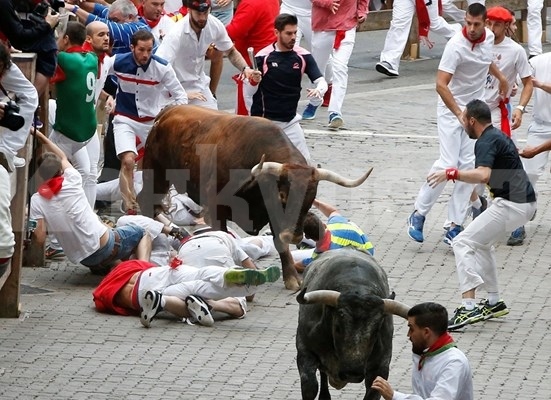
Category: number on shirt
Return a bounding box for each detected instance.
[85,72,96,103]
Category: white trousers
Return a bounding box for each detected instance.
[527,0,544,56]
[0,165,14,259]
[49,129,100,208]
[521,120,551,190]
[138,264,256,301]
[279,4,312,48]
[414,106,475,226]
[453,197,536,294]
[96,171,143,202]
[309,28,356,116]
[272,114,311,162]
[380,0,460,72]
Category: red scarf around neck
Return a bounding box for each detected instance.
[82,41,106,78]
[38,176,64,200]
[50,45,89,83]
[462,26,486,50]
[418,332,456,370]
[137,5,162,28]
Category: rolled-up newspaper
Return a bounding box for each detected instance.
[247,47,258,70]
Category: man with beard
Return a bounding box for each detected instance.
[245,13,327,163]
[107,29,187,214]
[407,3,509,246]
[426,100,536,330]
[156,0,255,110]
[372,302,473,400]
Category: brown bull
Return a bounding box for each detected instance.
[138,105,371,290]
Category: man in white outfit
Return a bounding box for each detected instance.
[376,0,461,77]
[280,0,313,47]
[407,3,508,245]
[507,52,551,245]
[372,302,473,400]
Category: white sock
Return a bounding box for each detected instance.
[487,293,500,306]
[462,298,477,310]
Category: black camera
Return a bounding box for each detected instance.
[0,100,25,131]
[32,0,65,17]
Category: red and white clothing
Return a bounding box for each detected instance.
[30,168,108,263]
[306,0,367,117]
[485,36,531,139]
[414,28,494,227]
[379,0,460,74]
[93,260,256,316]
[156,14,234,110]
[521,53,551,191]
[393,347,473,400]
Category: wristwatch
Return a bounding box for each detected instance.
[516,105,526,113]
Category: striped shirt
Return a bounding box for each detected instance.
[302,215,374,266]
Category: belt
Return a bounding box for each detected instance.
[98,230,121,268]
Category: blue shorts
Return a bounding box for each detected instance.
[81,225,145,268]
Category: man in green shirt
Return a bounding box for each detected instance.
[49,20,99,208]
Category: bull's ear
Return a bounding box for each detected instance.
[296,287,308,304]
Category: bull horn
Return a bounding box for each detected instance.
[383,299,411,319]
[302,290,341,307]
[316,167,373,187]
[251,160,284,177]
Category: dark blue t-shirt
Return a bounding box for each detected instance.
[475,125,536,203]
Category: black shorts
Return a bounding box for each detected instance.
[35,49,57,77]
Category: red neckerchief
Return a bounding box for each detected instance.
[50,45,88,84]
[462,26,486,50]
[418,332,456,370]
[38,175,64,199]
[137,5,162,28]
[170,257,183,269]
[82,41,106,78]
[498,98,511,137]
[333,30,346,50]
[316,230,332,253]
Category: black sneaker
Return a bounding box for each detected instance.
[140,290,163,328]
[185,295,214,327]
[448,305,484,331]
[477,299,509,320]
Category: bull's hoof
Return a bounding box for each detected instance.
[284,276,302,291]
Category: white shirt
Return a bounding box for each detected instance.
[530,52,551,123]
[393,347,473,400]
[94,55,114,104]
[156,14,234,93]
[30,168,108,263]
[438,28,495,108]
[150,15,176,43]
[485,37,531,110]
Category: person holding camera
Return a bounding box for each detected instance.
[0,42,39,170]
[0,0,60,97]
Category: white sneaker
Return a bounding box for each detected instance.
[13,156,26,168]
[185,295,214,327]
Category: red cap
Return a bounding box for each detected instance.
[487,6,514,22]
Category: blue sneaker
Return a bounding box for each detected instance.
[302,103,319,120]
[443,225,463,245]
[328,112,343,129]
[507,226,526,246]
[407,211,425,242]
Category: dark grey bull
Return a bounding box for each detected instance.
[296,248,410,400]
